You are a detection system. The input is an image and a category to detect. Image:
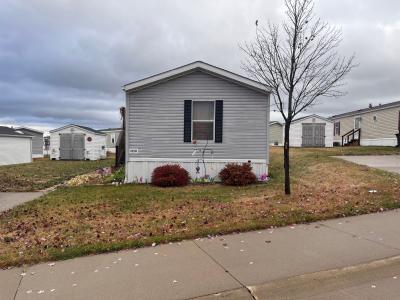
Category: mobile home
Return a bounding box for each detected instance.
[99,128,122,153]
[122,61,271,182]
[0,126,32,166]
[15,127,44,158]
[330,101,400,146]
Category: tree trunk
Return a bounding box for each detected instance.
[284,123,291,195]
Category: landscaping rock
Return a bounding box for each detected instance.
[65,167,113,187]
[65,173,103,186]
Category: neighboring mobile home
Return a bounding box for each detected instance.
[122,61,271,183]
[269,121,284,146]
[0,126,32,166]
[99,128,122,153]
[15,127,44,158]
[330,101,400,146]
[49,125,107,160]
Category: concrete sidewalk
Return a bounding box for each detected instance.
[334,155,400,174]
[2,209,400,300]
[0,192,43,213]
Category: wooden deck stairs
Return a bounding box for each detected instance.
[341,128,361,146]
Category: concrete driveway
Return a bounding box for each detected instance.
[0,192,43,212]
[334,155,400,174]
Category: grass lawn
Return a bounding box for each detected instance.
[0,157,114,192]
[0,147,399,268]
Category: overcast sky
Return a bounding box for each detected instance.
[1,0,400,132]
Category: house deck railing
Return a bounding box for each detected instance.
[341,128,361,146]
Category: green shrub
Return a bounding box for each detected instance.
[112,167,125,183]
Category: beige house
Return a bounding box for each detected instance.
[330,101,400,146]
[269,121,284,146]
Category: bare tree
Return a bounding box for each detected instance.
[242,0,356,195]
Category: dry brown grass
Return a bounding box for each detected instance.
[0,147,399,268]
[0,158,114,192]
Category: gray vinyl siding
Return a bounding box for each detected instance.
[269,123,283,144]
[17,129,43,155]
[127,71,269,161]
[332,105,400,141]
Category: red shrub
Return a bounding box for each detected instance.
[219,163,257,186]
[151,164,190,187]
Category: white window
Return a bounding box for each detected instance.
[192,101,214,141]
[334,122,340,135]
[111,133,115,144]
[354,117,362,129]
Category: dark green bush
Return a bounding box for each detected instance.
[112,167,125,183]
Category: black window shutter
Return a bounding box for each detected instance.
[183,100,192,142]
[215,100,223,143]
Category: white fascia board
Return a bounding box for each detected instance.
[122,61,270,94]
[292,114,333,124]
[100,129,123,133]
[330,102,400,120]
[50,125,106,136]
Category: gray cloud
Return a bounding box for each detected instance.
[0,0,399,130]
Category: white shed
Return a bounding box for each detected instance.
[49,125,107,160]
[289,114,333,147]
[0,126,32,166]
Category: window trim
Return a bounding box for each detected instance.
[398,111,400,131]
[334,121,340,136]
[191,100,215,141]
[111,133,116,145]
[354,116,362,130]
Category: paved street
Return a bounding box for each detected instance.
[1,209,400,299]
[212,256,400,300]
[334,155,400,174]
[0,192,43,213]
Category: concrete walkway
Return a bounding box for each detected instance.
[2,210,400,300]
[334,155,400,174]
[0,192,43,213]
